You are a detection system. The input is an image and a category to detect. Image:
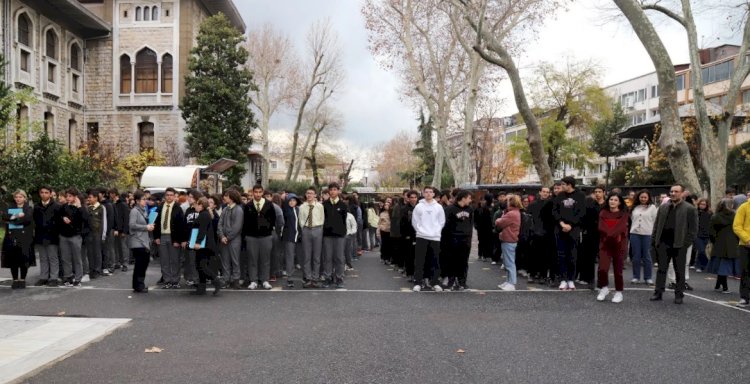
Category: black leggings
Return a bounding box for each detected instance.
[196,249,219,284]
[716,275,728,290]
[11,266,28,280]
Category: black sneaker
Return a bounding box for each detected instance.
[685,282,694,291]
[322,280,331,289]
[121,265,128,272]
[47,279,60,287]
[35,279,48,286]
[72,280,81,287]
[287,280,295,289]
[667,282,677,290]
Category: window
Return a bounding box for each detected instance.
[124,10,128,18]
[44,112,54,136]
[701,61,733,85]
[139,122,155,150]
[270,160,278,169]
[743,90,750,104]
[650,108,659,117]
[20,51,29,72]
[87,122,99,143]
[676,74,685,91]
[161,54,173,93]
[46,30,58,59]
[17,13,30,46]
[152,6,159,20]
[651,85,659,99]
[165,9,169,17]
[144,6,150,21]
[48,62,55,83]
[120,54,131,94]
[637,89,646,102]
[70,44,81,71]
[72,74,79,92]
[135,49,157,93]
[135,6,142,21]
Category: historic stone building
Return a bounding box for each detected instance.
[1,0,244,156]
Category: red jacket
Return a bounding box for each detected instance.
[496,208,521,243]
[598,209,629,243]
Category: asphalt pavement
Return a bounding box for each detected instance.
[0,246,748,383]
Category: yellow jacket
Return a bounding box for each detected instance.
[733,201,750,246]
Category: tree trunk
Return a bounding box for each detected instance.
[458,52,484,187]
[260,114,270,188]
[285,92,311,181]
[605,156,611,188]
[614,0,701,194]
[292,127,314,182]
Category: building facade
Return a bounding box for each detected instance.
[1,0,244,158]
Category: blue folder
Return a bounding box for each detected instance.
[8,208,22,230]
[188,228,206,248]
[148,211,158,224]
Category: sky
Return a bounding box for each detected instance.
[236,0,738,175]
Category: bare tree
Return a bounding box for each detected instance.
[364,0,472,189]
[304,107,342,189]
[286,19,344,181]
[614,0,750,203]
[292,87,336,181]
[450,0,561,186]
[245,24,297,187]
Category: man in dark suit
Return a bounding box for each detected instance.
[243,185,276,290]
[650,184,698,304]
[322,183,349,289]
[153,187,186,288]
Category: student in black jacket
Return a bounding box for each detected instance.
[243,185,276,290]
[33,186,61,286]
[112,191,131,272]
[192,197,221,296]
[400,191,419,279]
[153,187,186,288]
[98,188,116,274]
[322,183,348,288]
[443,190,474,290]
[552,176,587,291]
[577,185,605,289]
[474,193,494,263]
[527,186,555,284]
[58,188,87,286]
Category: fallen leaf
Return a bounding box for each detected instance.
[144,347,164,353]
[56,311,66,316]
[457,349,466,353]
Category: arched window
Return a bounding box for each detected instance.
[144,6,150,21]
[161,54,173,93]
[70,43,81,71]
[152,6,159,21]
[135,6,142,21]
[120,54,131,94]
[17,13,30,46]
[135,48,157,93]
[45,30,58,59]
[139,122,155,150]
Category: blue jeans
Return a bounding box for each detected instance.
[502,242,518,285]
[694,237,709,270]
[630,234,653,281]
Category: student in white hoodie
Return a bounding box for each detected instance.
[411,186,446,292]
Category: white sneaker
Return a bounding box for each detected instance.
[102,269,111,276]
[491,261,497,265]
[630,278,639,284]
[248,282,258,290]
[412,285,421,292]
[498,282,508,289]
[442,277,450,287]
[597,286,610,301]
[646,279,654,285]
[612,292,623,303]
[567,281,576,290]
[558,281,568,290]
[501,283,515,291]
[81,274,90,283]
[262,281,272,290]
[433,284,443,292]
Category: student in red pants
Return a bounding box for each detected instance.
[597,193,630,303]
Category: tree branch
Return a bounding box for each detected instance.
[641,3,687,27]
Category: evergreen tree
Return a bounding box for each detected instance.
[181,13,257,185]
[411,111,435,185]
[590,103,641,186]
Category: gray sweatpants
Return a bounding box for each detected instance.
[37,244,59,281]
[104,230,116,270]
[301,226,323,281]
[246,236,273,282]
[345,234,356,267]
[182,248,197,282]
[284,241,297,278]
[59,236,83,281]
[220,236,242,282]
[159,234,181,284]
[114,235,129,266]
[323,236,346,283]
[271,232,283,277]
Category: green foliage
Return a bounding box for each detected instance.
[727,140,750,189]
[590,104,642,185]
[510,118,593,173]
[268,179,312,196]
[181,13,257,186]
[0,54,12,128]
[120,149,167,188]
[0,134,103,201]
[411,111,435,185]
